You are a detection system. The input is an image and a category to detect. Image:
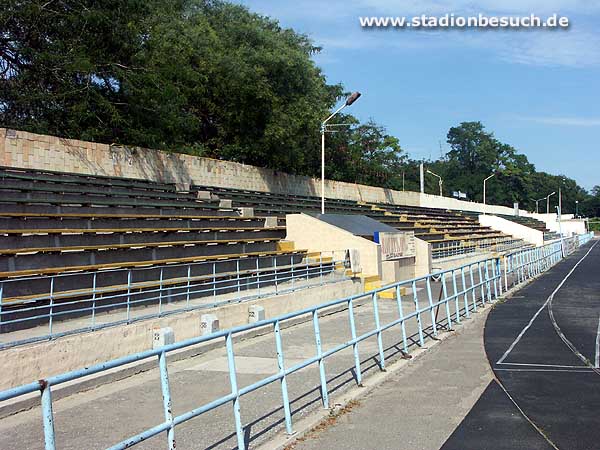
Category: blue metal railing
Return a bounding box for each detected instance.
[0,251,347,349]
[0,235,593,450]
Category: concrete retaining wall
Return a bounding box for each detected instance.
[0,279,362,392]
[527,213,586,236]
[0,128,525,215]
[478,214,544,246]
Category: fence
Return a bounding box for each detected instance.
[431,236,525,259]
[0,251,347,349]
[0,234,594,450]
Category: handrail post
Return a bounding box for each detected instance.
[126,270,132,323]
[395,285,409,353]
[484,261,492,302]
[291,255,294,290]
[274,320,294,434]
[0,281,3,331]
[186,264,191,307]
[347,300,363,386]
[372,292,386,370]
[159,351,176,449]
[48,277,55,335]
[40,381,56,450]
[91,273,97,328]
[212,262,216,298]
[426,277,437,336]
[412,280,425,346]
[158,268,164,315]
[236,260,241,300]
[440,273,452,330]
[256,258,261,296]
[460,267,470,318]
[312,311,329,408]
[274,257,278,294]
[226,333,245,450]
[451,270,461,324]
[468,265,477,312]
[477,262,485,305]
[320,252,323,284]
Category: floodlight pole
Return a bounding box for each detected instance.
[533,197,545,214]
[483,173,495,210]
[558,178,565,217]
[546,191,556,214]
[321,92,361,214]
[426,169,443,196]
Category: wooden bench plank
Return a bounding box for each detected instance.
[0,249,308,278]
[0,237,284,255]
[0,226,285,235]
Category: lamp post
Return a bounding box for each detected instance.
[321,91,361,214]
[532,197,545,214]
[558,177,565,217]
[546,191,556,214]
[483,173,495,207]
[576,200,579,217]
[426,169,443,196]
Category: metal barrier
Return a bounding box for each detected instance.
[432,236,525,259]
[0,235,593,450]
[0,252,347,349]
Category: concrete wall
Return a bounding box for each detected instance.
[285,214,382,277]
[0,279,362,391]
[526,212,586,236]
[0,128,529,215]
[414,238,433,277]
[478,214,544,246]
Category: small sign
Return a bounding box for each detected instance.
[374,231,416,260]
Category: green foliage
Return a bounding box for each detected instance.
[1,2,593,212]
[323,116,407,189]
[1,0,341,174]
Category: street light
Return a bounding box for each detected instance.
[532,197,545,214]
[426,169,443,196]
[483,173,495,207]
[558,177,566,217]
[320,91,361,214]
[546,191,556,214]
[576,200,579,217]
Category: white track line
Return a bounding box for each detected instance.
[495,368,595,373]
[497,362,587,369]
[496,240,600,365]
[596,316,600,369]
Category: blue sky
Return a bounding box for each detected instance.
[238,0,599,190]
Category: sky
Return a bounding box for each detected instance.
[237,0,600,191]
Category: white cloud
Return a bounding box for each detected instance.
[496,29,600,67]
[240,0,600,68]
[357,0,600,15]
[517,116,600,126]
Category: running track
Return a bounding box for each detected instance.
[443,239,600,450]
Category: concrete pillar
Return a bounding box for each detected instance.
[248,305,265,323]
[200,314,220,336]
[152,327,175,349]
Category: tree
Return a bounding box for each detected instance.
[1,0,342,174]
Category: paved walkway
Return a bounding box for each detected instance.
[286,307,493,450]
[289,241,599,450]
[1,276,465,450]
